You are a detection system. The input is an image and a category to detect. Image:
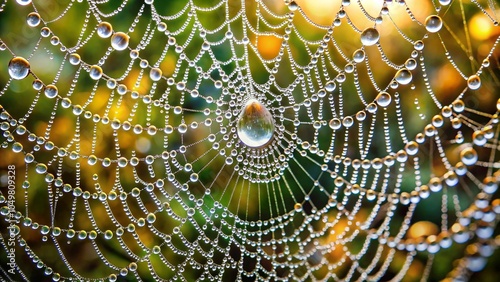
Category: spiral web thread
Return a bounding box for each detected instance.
[0,0,500,281]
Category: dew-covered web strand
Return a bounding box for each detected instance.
[0,0,499,281]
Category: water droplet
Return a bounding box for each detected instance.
[414,40,424,51]
[26,12,41,27]
[41,225,50,235]
[425,15,442,33]
[157,22,167,32]
[177,82,186,91]
[342,116,354,127]
[405,141,419,155]
[104,230,113,240]
[353,49,365,63]
[78,230,87,240]
[325,81,336,92]
[111,32,129,51]
[329,118,341,130]
[69,53,81,65]
[50,36,60,46]
[288,1,298,11]
[36,163,48,174]
[376,91,391,107]
[12,142,23,153]
[467,75,481,90]
[405,58,417,70]
[16,0,31,5]
[40,27,51,37]
[87,155,97,165]
[294,203,302,212]
[190,173,199,182]
[178,123,188,133]
[32,79,43,90]
[117,157,128,167]
[460,147,477,166]
[97,22,113,38]
[395,69,412,85]
[444,171,458,186]
[89,65,103,80]
[360,28,379,46]
[147,213,156,223]
[150,67,162,81]
[473,131,487,146]
[8,57,30,80]
[236,98,274,147]
[452,100,465,113]
[44,85,58,98]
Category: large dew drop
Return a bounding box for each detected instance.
[8,57,30,80]
[237,98,274,147]
[111,32,129,51]
[360,28,379,46]
[460,147,478,166]
[395,68,412,85]
[425,15,443,33]
[26,12,41,27]
[376,91,392,107]
[97,22,113,38]
[467,75,481,90]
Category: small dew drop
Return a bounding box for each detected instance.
[414,40,424,51]
[294,203,302,212]
[104,230,113,240]
[8,57,30,80]
[177,82,186,91]
[236,98,274,147]
[117,157,128,167]
[352,49,365,63]
[190,173,199,182]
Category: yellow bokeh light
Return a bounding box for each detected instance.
[295,0,338,25]
[407,221,439,239]
[470,13,495,41]
[257,35,283,60]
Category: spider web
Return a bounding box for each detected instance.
[0,0,499,280]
